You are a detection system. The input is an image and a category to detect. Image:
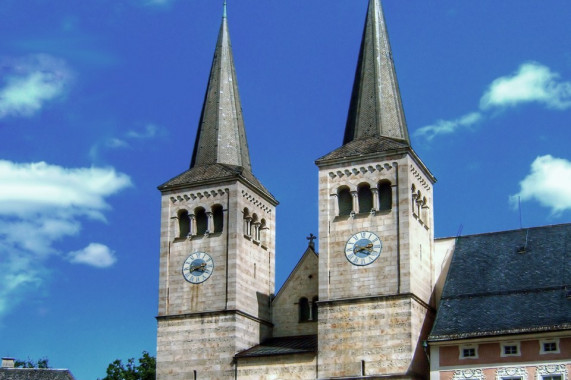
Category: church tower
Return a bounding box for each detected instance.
[315,0,436,378]
[156,6,278,379]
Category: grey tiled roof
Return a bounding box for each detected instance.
[316,135,409,164]
[158,163,277,204]
[0,368,75,380]
[343,0,410,145]
[235,335,317,358]
[429,223,571,341]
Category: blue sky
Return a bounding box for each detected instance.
[1,1,570,379]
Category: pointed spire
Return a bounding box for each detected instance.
[190,8,252,170]
[343,0,410,145]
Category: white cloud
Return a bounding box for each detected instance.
[481,62,571,110]
[0,160,131,318]
[68,243,117,268]
[414,112,482,141]
[126,124,164,140]
[0,54,73,119]
[415,62,571,141]
[510,155,571,215]
[142,0,176,8]
[0,160,131,219]
[89,124,167,161]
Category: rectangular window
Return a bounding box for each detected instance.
[542,376,562,380]
[543,342,557,352]
[500,342,521,357]
[504,345,517,355]
[460,346,477,359]
[502,377,522,380]
[540,339,560,354]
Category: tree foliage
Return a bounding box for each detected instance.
[100,351,156,380]
[15,358,50,368]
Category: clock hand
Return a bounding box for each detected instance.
[190,263,207,272]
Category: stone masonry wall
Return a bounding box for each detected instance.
[157,312,271,380]
[237,353,317,380]
[318,297,418,379]
[272,248,318,337]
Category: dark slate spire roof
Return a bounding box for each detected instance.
[159,7,277,205]
[190,9,251,170]
[429,224,571,342]
[343,0,410,146]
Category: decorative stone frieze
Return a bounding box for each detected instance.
[328,162,396,180]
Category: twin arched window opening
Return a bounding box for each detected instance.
[337,181,392,216]
[299,296,318,322]
[178,204,224,238]
[243,208,268,246]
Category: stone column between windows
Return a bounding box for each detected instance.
[371,188,379,211]
[350,191,358,213]
[189,214,196,236]
[244,216,252,237]
[253,222,261,241]
[206,212,213,233]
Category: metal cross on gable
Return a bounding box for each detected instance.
[307,233,317,249]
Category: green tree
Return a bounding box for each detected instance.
[15,358,50,368]
[100,351,156,380]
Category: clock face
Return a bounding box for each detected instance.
[182,252,214,284]
[345,231,382,266]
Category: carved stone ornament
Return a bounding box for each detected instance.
[536,365,568,380]
[496,367,528,380]
[454,369,484,380]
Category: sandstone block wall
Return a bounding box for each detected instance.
[236,353,317,380]
[157,312,271,380]
[318,297,428,379]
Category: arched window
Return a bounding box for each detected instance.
[338,186,352,216]
[358,183,373,213]
[243,208,251,236]
[212,204,224,233]
[311,296,319,321]
[378,180,392,212]
[195,207,207,235]
[299,297,310,322]
[178,209,190,238]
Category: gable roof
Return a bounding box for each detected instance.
[272,245,318,303]
[429,223,571,342]
[0,368,76,380]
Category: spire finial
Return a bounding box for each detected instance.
[223,0,227,18]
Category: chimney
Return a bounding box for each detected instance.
[2,358,15,368]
